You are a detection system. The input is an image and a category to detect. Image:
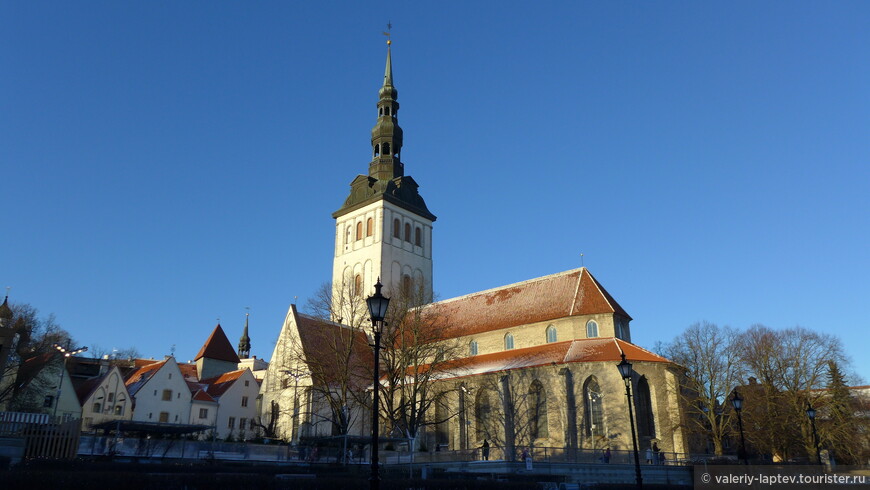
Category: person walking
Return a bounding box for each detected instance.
[482,439,490,461]
[603,447,611,464]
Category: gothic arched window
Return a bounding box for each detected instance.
[393,219,400,238]
[374,143,380,156]
[586,320,599,338]
[583,376,605,437]
[366,218,373,237]
[636,376,656,439]
[529,380,548,439]
[475,389,494,441]
[504,333,515,350]
[546,325,557,343]
[404,223,411,242]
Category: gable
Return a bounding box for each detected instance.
[194,324,241,364]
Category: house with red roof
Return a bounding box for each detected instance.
[189,369,260,440]
[259,45,690,460]
[74,365,133,429]
[124,357,191,425]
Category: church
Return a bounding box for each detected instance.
[259,42,690,461]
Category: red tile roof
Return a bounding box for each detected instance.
[200,369,246,398]
[124,360,166,396]
[293,306,373,389]
[178,363,198,380]
[191,389,217,403]
[424,268,631,339]
[436,337,669,380]
[194,324,241,364]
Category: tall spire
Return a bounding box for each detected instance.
[369,38,403,181]
[238,312,251,359]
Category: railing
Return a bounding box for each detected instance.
[76,436,693,467]
[0,412,82,460]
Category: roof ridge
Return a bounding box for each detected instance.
[427,267,587,308]
[617,338,672,362]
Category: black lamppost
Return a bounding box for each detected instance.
[617,353,642,490]
[806,404,822,466]
[366,279,390,490]
[731,389,748,465]
[52,343,88,417]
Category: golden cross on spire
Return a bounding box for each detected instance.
[383,21,392,45]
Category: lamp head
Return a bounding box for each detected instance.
[366,278,391,325]
[731,389,743,411]
[616,352,632,380]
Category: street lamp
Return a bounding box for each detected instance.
[52,343,88,417]
[806,404,822,466]
[460,384,473,453]
[731,389,748,465]
[617,353,642,490]
[366,279,390,490]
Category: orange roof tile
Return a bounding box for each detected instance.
[200,369,246,398]
[424,268,631,339]
[436,338,669,380]
[293,307,373,389]
[178,363,198,380]
[192,389,217,403]
[194,324,241,364]
[124,360,166,396]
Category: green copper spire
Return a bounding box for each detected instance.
[333,39,435,222]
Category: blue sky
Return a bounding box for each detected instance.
[2,2,868,380]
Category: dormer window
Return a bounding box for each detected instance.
[586,320,599,338]
[546,325,557,343]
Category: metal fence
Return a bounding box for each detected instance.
[0,412,82,460]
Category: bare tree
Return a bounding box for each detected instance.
[661,322,742,456]
[739,325,847,462]
[0,302,73,410]
[378,283,461,453]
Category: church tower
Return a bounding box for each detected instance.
[332,41,436,320]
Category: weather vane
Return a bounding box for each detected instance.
[383,21,392,45]
[245,306,250,319]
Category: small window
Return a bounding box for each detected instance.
[168,373,172,379]
[546,325,558,343]
[404,223,411,242]
[93,403,102,413]
[346,226,352,245]
[228,417,236,429]
[239,418,247,430]
[383,142,390,155]
[108,393,114,402]
[159,412,169,423]
[415,227,421,246]
[356,222,363,240]
[393,219,401,238]
[43,395,54,408]
[244,380,250,387]
[366,218,373,237]
[114,405,124,416]
[505,333,515,350]
[586,320,599,338]
[469,340,478,356]
[148,413,153,419]
[199,408,208,419]
[241,396,249,408]
[162,389,172,401]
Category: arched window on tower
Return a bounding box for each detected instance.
[529,380,548,439]
[546,325,558,343]
[402,274,412,297]
[504,333,515,350]
[583,376,605,438]
[469,340,478,356]
[356,222,363,241]
[383,142,391,155]
[374,144,380,157]
[586,320,599,338]
[366,218,373,237]
[415,227,421,247]
[353,274,362,297]
[404,223,411,242]
[636,376,656,440]
[393,219,401,238]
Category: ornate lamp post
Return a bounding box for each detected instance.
[806,404,822,466]
[366,279,390,490]
[52,343,88,417]
[617,353,642,490]
[731,389,748,465]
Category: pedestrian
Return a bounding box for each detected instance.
[482,439,490,461]
[652,442,660,465]
[603,447,611,464]
[645,446,653,464]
